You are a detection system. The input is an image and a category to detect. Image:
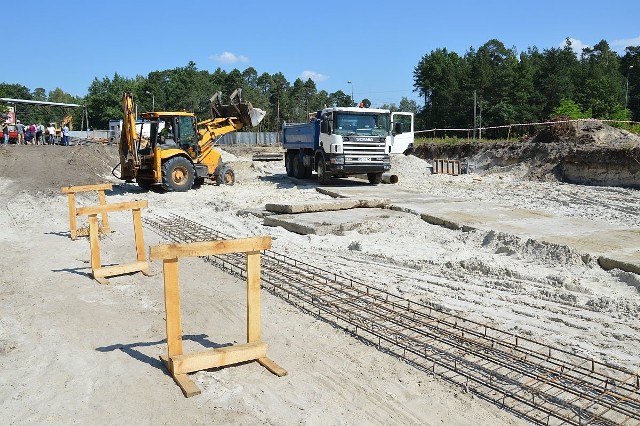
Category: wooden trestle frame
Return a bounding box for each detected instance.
[61,183,112,239]
[149,236,287,398]
[76,199,152,285]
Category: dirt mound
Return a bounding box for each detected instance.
[532,119,640,147]
[0,144,120,195]
[413,121,640,188]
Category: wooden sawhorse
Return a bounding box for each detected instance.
[149,236,287,397]
[61,183,112,240]
[76,199,151,285]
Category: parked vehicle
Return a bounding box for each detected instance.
[3,124,19,143]
[118,89,265,191]
[282,106,407,184]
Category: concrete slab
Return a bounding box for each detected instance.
[263,208,406,236]
[314,184,640,275]
[265,198,390,214]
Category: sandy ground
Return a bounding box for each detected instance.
[1,143,638,425]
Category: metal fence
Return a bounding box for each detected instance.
[74,130,279,145]
[218,132,279,145]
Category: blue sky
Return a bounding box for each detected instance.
[4,1,640,108]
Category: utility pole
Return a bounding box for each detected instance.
[626,65,634,110]
[479,99,482,140]
[473,90,477,139]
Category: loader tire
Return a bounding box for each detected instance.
[161,156,195,192]
[135,177,154,191]
[216,166,235,186]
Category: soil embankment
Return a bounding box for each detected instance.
[413,120,640,188]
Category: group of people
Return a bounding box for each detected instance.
[2,120,70,145]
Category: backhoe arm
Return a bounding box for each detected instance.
[119,92,139,180]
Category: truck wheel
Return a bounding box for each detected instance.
[293,156,305,179]
[161,156,195,192]
[316,157,330,184]
[285,153,294,177]
[216,166,235,185]
[303,164,313,178]
[367,172,383,184]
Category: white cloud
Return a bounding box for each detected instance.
[301,70,329,82]
[611,36,640,52]
[561,38,590,55]
[210,52,249,64]
[561,36,640,55]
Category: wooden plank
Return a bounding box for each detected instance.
[132,209,146,262]
[160,355,201,397]
[98,190,111,232]
[246,251,261,343]
[170,342,267,375]
[76,199,148,216]
[150,236,272,260]
[257,357,288,377]
[61,183,113,193]
[88,215,101,272]
[92,261,149,279]
[163,258,183,359]
[67,192,77,239]
[252,153,283,161]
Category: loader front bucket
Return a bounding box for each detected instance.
[210,89,266,127]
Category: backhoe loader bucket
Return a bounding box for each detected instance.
[210,89,266,127]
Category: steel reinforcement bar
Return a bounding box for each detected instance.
[143,213,640,425]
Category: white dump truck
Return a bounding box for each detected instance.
[282,106,412,184]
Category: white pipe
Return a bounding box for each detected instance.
[382,173,398,184]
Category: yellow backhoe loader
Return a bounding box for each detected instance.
[53,114,73,138]
[118,89,266,192]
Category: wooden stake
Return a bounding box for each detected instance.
[77,199,150,285]
[151,236,286,397]
[61,183,113,240]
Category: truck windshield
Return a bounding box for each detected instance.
[334,113,390,136]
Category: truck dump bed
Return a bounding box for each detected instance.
[282,120,320,150]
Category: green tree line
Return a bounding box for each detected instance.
[2,38,638,136]
[413,38,640,137]
[1,61,418,132]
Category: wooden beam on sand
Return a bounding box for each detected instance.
[150,236,286,398]
[76,199,152,285]
[61,183,113,239]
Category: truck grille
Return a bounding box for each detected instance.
[343,139,386,163]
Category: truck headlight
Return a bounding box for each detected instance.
[331,155,345,165]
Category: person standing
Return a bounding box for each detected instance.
[36,123,44,145]
[62,124,69,146]
[27,123,36,144]
[2,123,9,144]
[47,123,56,145]
[15,120,25,144]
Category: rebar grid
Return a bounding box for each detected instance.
[144,213,640,425]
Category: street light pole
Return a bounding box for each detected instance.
[347,81,354,106]
[146,90,155,112]
[625,65,634,110]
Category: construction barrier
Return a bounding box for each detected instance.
[76,199,151,285]
[149,236,287,397]
[433,159,461,176]
[61,183,112,239]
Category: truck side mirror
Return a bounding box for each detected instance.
[394,122,404,135]
[321,120,330,134]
